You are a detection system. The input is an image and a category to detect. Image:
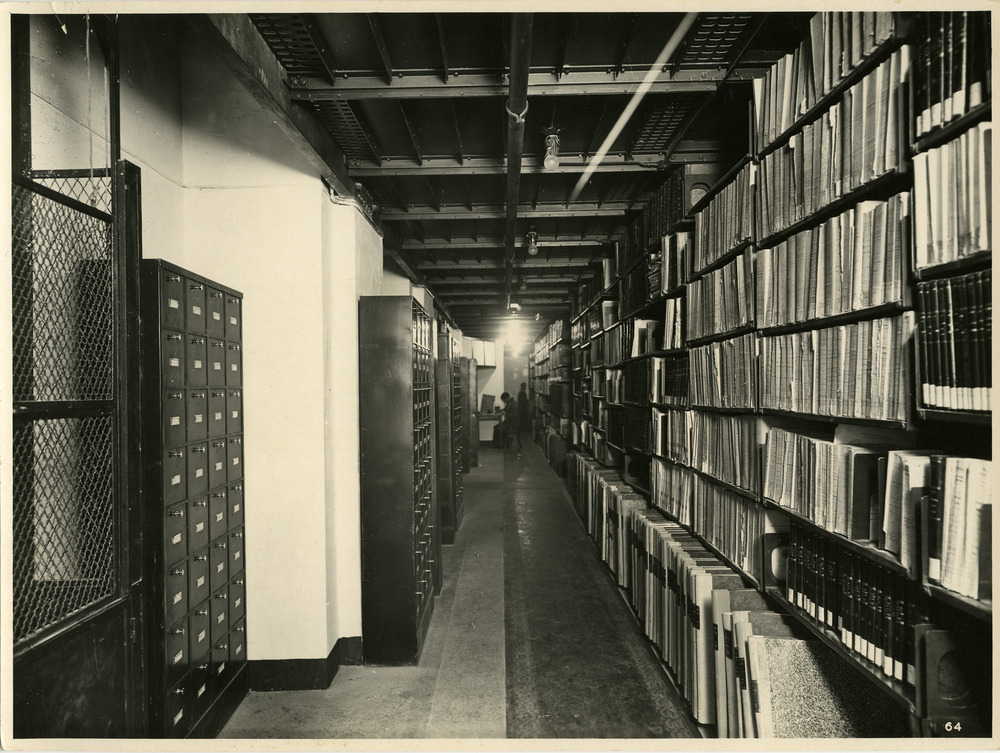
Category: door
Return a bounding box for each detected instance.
[11,15,145,737]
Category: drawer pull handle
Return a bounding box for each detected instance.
[211,291,224,298]
[168,510,185,518]
[234,626,245,633]
[192,446,207,454]
[167,392,183,400]
[190,337,205,345]
[165,275,181,283]
[215,541,228,550]
[230,391,241,398]
[197,663,209,671]
[193,500,207,508]
[230,438,242,445]
[171,688,185,696]
[211,341,225,349]
[190,283,204,291]
[212,492,226,499]
[235,579,245,586]
[228,344,241,351]
[232,532,243,539]
[216,642,228,650]
[166,334,182,341]
[194,555,208,562]
[216,592,228,599]
[233,485,243,492]
[192,392,205,399]
[168,450,184,458]
[212,391,226,398]
[196,609,208,616]
[169,568,185,576]
[169,627,185,635]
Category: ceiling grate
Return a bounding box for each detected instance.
[249,14,327,75]
[313,101,382,162]
[678,14,755,67]
[628,95,699,153]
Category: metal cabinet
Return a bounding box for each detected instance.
[358,296,441,664]
[436,329,464,543]
[140,260,247,737]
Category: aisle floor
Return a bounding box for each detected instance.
[219,440,697,740]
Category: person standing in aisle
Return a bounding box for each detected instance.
[517,382,531,443]
[500,391,522,454]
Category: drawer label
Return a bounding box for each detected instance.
[235,597,242,608]
[215,513,224,522]
[198,629,206,643]
[230,316,237,325]
[171,533,182,545]
[233,504,241,514]
[234,550,241,561]
[213,362,222,371]
[170,416,181,426]
[196,522,205,533]
[214,412,223,421]
[192,305,202,316]
[217,662,226,675]
[194,414,204,424]
[170,475,181,486]
[232,410,239,419]
[172,592,182,605]
[236,644,243,656]
[173,650,183,665]
[194,360,203,370]
[197,576,205,588]
[197,684,206,698]
[173,710,184,726]
[195,469,204,479]
[217,613,225,624]
[215,462,223,471]
[231,364,238,372]
[168,298,180,310]
[233,457,240,466]
[216,563,224,573]
[169,358,180,368]
[213,312,222,321]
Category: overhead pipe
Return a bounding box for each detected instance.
[503,13,533,310]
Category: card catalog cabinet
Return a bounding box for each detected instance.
[359,296,441,664]
[140,260,247,737]
[435,330,464,544]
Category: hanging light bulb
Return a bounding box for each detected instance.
[544,132,561,170]
[526,230,539,256]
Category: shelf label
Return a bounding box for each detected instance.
[235,597,241,608]
[229,316,237,325]
[233,504,240,514]
[236,644,243,655]
[215,462,223,471]
[213,362,222,371]
[234,550,241,561]
[198,629,206,643]
[170,475,181,486]
[231,364,238,372]
[232,457,240,466]
[215,513,224,523]
[214,412,223,421]
[216,563,224,573]
[192,305,202,316]
[168,298,180,310]
[231,410,239,419]
[170,416,181,426]
[217,613,225,624]
[169,358,180,368]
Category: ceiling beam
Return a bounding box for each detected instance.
[382,202,630,221]
[423,274,585,284]
[366,14,394,84]
[187,14,353,196]
[434,14,450,83]
[301,14,340,85]
[417,258,596,270]
[290,69,724,100]
[402,237,609,249]
[450,102,465,163]
[614,14,639,76]
[347,153,665,177]
[397,101,423,163]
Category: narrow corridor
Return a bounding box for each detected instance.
[219,441,696,739]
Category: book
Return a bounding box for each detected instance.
[746,636,910,737]
[712,589,770,736]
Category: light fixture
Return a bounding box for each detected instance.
[543,131,561,170]
[508,301,522,315]
[526,230,539,256]
[519,277,528,292]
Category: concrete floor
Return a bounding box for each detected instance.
[218,440,696,740]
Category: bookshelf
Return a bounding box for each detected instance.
[540,9,992,739]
